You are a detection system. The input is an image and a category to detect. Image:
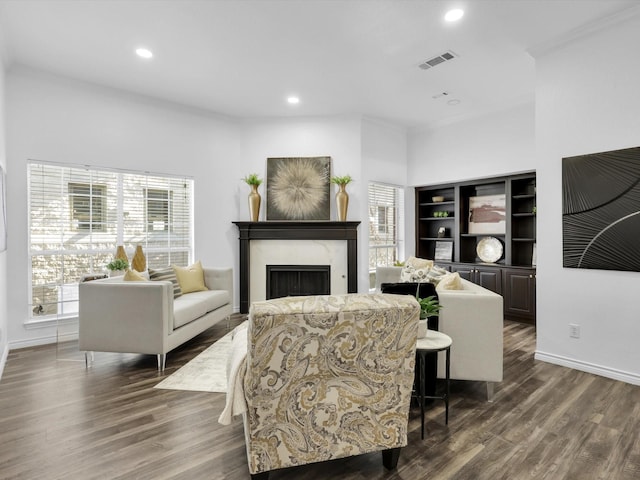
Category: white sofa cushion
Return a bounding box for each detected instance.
[173,289,230,329]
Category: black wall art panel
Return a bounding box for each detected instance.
[562,146,640,271]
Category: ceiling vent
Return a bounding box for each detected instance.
[419,50,458,70]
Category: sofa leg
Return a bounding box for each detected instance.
[84,351,94,368]
[250,473,269,480]
[157,354,166,372]
[486,381,495,402]
[382,447,401,470]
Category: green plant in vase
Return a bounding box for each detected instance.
[417,295,442,320]
[415,283,443,338]
[243,173,263,186]
[330,175,353,186]
[106,258,129,276]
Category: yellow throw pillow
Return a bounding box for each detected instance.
[124,269,148,282]
[173,261,208,294]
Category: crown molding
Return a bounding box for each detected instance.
[528,4,640,58]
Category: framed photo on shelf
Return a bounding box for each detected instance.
[434,241,453,262]
[468,194,506,234]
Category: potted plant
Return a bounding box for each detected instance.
[417,295,442,320]
[243,173,263,222]
[415,285,442,338]
[106,258,129,277]
[331,175,353,221]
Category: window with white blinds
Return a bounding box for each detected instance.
[28,161,193,320]
[368,182,404,287]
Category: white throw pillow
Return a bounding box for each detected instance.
[406,256,434,270]
[400,264,431,282]
[438,272,463,290]
[400,256,435,282]
[425,265,449,284]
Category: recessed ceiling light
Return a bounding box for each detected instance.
[447,99,461,106]
[444,9,464,22]
[287,96,300,105]
[135,48,153,59]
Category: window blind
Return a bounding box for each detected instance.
[28,161,193,320]
[368,182,404,273]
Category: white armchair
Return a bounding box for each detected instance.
[376,266,503,400]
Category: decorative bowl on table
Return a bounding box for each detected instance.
[432,196,445,203]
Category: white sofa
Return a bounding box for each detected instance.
[79,267,233,371]
[376,266,503,400]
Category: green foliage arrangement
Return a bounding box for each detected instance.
[330,175,353,186]
[243,173,263,186]
[393,260,405,267]
[414,283,442,319]
[417,295,442,320]
[106,258,129,271]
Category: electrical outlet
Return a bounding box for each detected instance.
[569,323,581,339]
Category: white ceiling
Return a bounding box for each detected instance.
[0,0,637,129]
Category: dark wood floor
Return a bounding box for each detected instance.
[1,317,639,480]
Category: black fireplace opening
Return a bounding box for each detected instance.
[266,265,331,300]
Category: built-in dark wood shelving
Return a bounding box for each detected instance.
[415,172,537,324]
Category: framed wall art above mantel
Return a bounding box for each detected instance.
[266,156,331,221]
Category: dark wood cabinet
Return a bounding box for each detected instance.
[415,172,536,325]
[503,268,536,324]
[450,264,502,295]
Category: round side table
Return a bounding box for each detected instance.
[416,329,452,439]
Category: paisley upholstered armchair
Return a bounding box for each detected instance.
[240,293,419,479]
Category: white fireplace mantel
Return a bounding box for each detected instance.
[233,221,360,313]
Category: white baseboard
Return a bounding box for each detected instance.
[535,350,640,386]
[0,343,8,379]
[9,333,59,350]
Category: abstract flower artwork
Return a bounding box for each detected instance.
[266,157,331,220]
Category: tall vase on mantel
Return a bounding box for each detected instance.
[331,175,353,222]
[243,173,263,222]
[249,184,261,222]
[336,184,349,221]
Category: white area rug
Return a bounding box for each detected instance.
[154,324,241,393]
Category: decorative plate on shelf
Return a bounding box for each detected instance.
[477,236,503,263]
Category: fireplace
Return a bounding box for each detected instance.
[233,221,360,313]
[266,265,331,299]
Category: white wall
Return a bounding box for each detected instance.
[534,15,640,384]
[239,116,370,289]
[4,67,408,349]
[0,44,8,375]
[406,103,536,256]
[361,117,408,271]
[6,67,241,348]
